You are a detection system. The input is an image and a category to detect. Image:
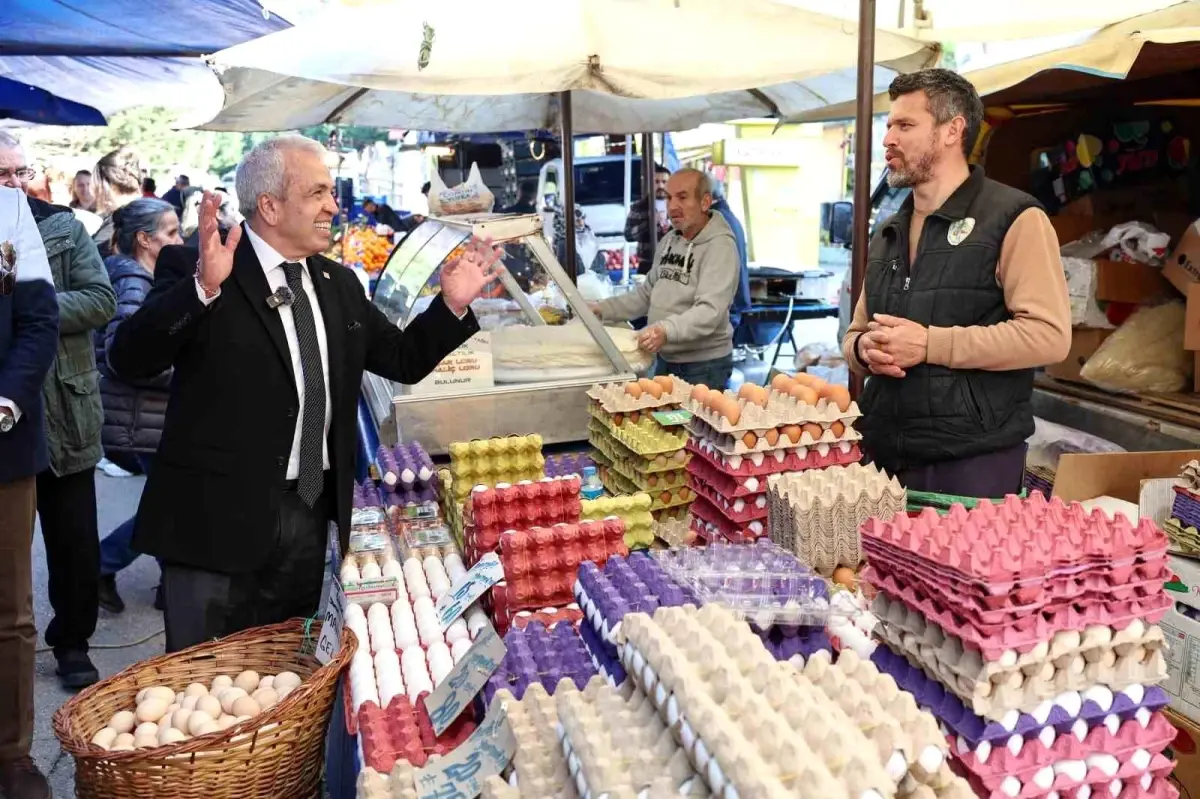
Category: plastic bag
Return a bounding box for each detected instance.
[576,271,613,303]
[1101,221,1171,265]
[1061,256,1115,329]
[427,163,495,216]
[576,227,599,275]
[1025,417,1124,472]
[1079,301,1191,393]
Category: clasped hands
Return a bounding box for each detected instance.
[858,314,928,378]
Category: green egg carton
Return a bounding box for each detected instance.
[589,447,613,469]
[610,455,688,495]
[599,469,694,512]
[904,487,1028,514]
[580,494,657,551]
[589,423,684,474]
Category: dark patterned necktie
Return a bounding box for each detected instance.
[282,262,326,507]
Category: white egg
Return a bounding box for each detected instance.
[427,643,454,685]
[171,708,192,732]
[194,720,220,737]
[217,713,239,730]
[258,675,274,690]
[382,559,404,580]
[465,606,489,637]
[252,688,280,710]
[339,560,361,583]
[273,672,302,694]
[445,619,470,644]
[160,727,187,745]
[181,695,200,711]
[111,733,135,751]
[231,696,261,717]
[344,603,366,625]
[370,621,396,655]
[361,561,382,580]
[133,733,159,749]
[187,711,215,736]
[423,556,448,583]
[108,711,136,734]
[450,638,473,662]
[428,575,452,599]
[218,688,248,714]
[211,675,234,692]
[234,670,260,694]
[136,699,171,724]
[135,722,159,738]
[418,619,443,647]
[367,602,390,625]
[91,727,118,750]
[184,682,209,698]
[443,553,466,581]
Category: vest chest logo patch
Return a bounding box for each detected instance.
[947,217,975,246]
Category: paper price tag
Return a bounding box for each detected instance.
[435,553,504,631]
[314,579,346,665]
[651,409,693,427]
[425,621,505,736]
[416,697,516,799]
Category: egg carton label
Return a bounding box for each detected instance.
[416,697,516,799]
[343,577,401,608]
[437,553,505,631]
[426,621,507,737]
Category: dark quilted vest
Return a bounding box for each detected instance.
[859,167,1040,473]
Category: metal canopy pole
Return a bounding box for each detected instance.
[849,0,877,401]
[560,91,578,283]
[641,133,656,267]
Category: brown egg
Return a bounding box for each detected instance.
[653,375,674,392]
[832,566,857,588]
[625,383,643,399]
[690,384,710,404]
[664,471,677,485]
[781,424,802,444]
[751,386,770,408]
[647,474,659,487]
[801,423,824,442]
[831,421,846,437]
[629,412,641,424]
[611,413,624,427]
[737,383,760,402]
[770,374,793,393]
[765,429,780,446]
[742,431,758,448]
[823,385,851,412]
[678,487,691,501]
[660,491,673,505]
[792,372,817,387]
[640,378,664,399]
[722,401,741,426]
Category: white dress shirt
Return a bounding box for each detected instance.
[0,187,53,423]
[196,226,332,478]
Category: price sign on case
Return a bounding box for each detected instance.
[416,697,515,799]
[314,578,346,665]
[425,620,505,736]
[435,553,504,632]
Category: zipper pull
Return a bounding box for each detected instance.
[903,276,911,291]
[890,259,899,271]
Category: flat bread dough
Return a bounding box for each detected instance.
[489,322,651,373]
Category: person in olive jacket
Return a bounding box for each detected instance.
[0,132,117,691]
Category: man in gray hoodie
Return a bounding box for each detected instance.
[591,168,740,389]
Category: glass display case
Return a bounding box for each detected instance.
[363,213,642,455]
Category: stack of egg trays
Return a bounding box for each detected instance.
[497,519,629,610]
[765,463,906,576]
[861,494,1178,799]
[376,442,437,493]
[580,494,656,550]
[447,434,546,504]
[482,620,597,707]
[353,690,477,773]
[462,477,583,565]
[1166,485,1200,554]
[651,539,832,661]
[573,552,696,685]
[479,681,577,798]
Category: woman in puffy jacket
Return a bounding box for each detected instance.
[93,198,181,613]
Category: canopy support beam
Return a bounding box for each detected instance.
[850,0,877,401]
[560,90,578,283]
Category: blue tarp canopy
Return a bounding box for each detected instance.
[0,0,287,123]
[0,0,287,57]
[0,75,105,125]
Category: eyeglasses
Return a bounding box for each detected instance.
[0,167,35,182]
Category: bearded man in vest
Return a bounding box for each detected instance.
[842,68,1071,498]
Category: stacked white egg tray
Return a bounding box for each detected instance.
[767,463,906,576]
[480,681,577,799]
[343,552,490,714]
[617,603,975,799]
[357,759,419,799]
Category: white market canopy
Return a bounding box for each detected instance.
[199,0,938,133]
[783,0,1200,124]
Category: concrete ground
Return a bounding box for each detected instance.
[30,468,162,797]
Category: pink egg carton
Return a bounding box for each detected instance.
[865,548,1171,622]
[685,391,860,434]
[687,413,862,456]
[686,470,769,524]
[347,691,477,772]
[961,751,1175,799]
[954,711,1176,791]
[685,452,768,498]
[499,522,628,610]
[510,606,583,630]
[463,477,583,557]
[860,496,1169,589]
[867,568,1171,660]
[686,436,862,477]
[690,494,766,543]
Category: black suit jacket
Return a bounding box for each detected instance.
[108,228,478,574]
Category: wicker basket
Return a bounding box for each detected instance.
[53,619,357,799]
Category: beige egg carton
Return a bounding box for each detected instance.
[692,418,863,457]
[653,517,695,548]
[620,603,899,798]
[794,649,948,790]
[687,391,861,435]
[767,465,906,575]
[587,379,693,414]
[556,676,705,797]
[1180,459,1200,492]
[488,681,579,798]
[896,763,977,799]
[873,594,1168,720]
[356,761,419,799]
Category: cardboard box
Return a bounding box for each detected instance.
[1044,327,1112,383]
[1162,555,1200,725]
[1188,284,1200,352]
[1165,708,1200,797]
[1164,221,1200,295]
[1060,181,1189,222]
[1092,258,1172,304]
[1195,350,1200,393]
[1049,214,1105,247]
[1052,450,1200,505]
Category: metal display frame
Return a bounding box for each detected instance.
[363,212,636,455]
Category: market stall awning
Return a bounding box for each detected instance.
[199,0,938,133]
[0,75,106,126]
[782,1,1200,124]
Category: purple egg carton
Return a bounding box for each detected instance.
[385,484,439,508]
[1172,490,1200,529]
[483,621,596,705]
[759,625,831,662]
[576,554,694,636]
[378,442,437,491]
[577,611,627,685]
[653,540,830,628]
[545,452,594,479]
[353,479,385,510]
[871,644,1170,748]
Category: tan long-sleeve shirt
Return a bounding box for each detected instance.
[841,207,1072,374]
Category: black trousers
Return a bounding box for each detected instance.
[36,468,100,655]
[162,487,329,653]
[895,444,1028,499]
